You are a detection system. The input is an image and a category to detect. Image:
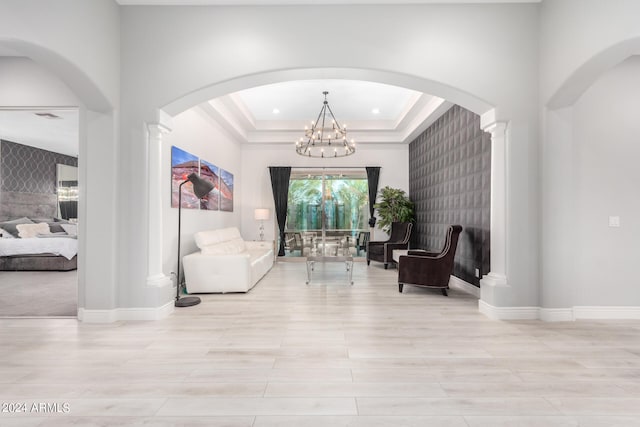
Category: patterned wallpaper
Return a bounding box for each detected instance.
[408,105,491,287]
[0,140,77,194]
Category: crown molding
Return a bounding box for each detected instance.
[201,91,451,145]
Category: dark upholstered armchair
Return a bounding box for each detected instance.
[366,222,413,269]
[397,225,462,296]
[356,231,370,256]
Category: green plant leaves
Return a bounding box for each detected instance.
[373,186,415,233]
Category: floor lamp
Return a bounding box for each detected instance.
[175,172,214,307]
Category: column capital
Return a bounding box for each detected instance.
[481,120,508,136]
[146,122,172,139]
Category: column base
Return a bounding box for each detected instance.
[146,274,172,288]
[480,272,508,288]
[480,272,509,308]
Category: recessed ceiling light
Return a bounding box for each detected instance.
[371,108,380,115]
[272,108,280,114]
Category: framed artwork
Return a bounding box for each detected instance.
[171,146,200,209]
[199,159,220,211]
[220,168,234,212]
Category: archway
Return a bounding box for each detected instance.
[547,37,640,109]
[163,67,493,118]
[542,39,640,320]
[0,39,116,321]
[146,67,508,314]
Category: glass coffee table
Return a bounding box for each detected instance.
[306,252,354,285]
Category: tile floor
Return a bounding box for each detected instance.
[1,262,640,426]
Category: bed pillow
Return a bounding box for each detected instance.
[0,228,16,239]
[46,222,66,233]
[29,217,55,223]
[0,217,34,237]
[60,224,78,236]
[16,222,51,239]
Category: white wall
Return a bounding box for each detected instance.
[163,108,242,279]
[0,0,120,315]
[570,56,640,306]
[119,3,540,311]
[540,2,640,315]
[540,0,640,107]
[0,57,79,107]
[240,144,409,244]
[0,0,120,111]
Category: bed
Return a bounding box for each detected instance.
[0,217,78,271]
[0,237,78,271]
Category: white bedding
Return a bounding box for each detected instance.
[0,237,78,260]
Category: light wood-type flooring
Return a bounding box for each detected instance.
[1,262,640,426]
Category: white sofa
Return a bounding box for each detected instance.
[183,227,274,293]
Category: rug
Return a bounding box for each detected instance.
[0,270,77,317]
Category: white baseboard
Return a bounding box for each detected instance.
[573,306,640,320]
[478,300,540,320]
[77,300,174,323]
[539,308,574,322]
[479,301,640,321]
[449,276,480,298]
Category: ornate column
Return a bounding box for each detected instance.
[146,122,172,288]
[480,121,509,289]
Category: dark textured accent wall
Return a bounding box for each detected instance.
[1,140,77,193]
[0,140,78,220]
[408,105,491,287]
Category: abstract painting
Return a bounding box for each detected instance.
[219,168,234,212]
[171,146,200,209]
[199,159,220,211]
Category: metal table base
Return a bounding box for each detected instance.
[305,255,354,285]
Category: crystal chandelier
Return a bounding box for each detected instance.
[295,91,355,158]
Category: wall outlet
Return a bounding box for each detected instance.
[475,268,481,278]
[608,216,621,227]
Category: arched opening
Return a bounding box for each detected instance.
[163,67,493,118]
[542,39,640,319]
[547,37,640,109]
[0,39,115,320]
[146,67,504,311]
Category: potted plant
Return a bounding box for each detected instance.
[373,186,415,233]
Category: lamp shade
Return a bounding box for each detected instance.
[186,172,214,198]
[254,208,270,220]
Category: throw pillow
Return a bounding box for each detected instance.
[47,222,66,233]
[0,217,34,238]
[17,222,51,239]
[29,217,55,223]
[60,224,78,236]
[0,228,16,239]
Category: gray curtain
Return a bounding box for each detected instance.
[269,166,291,256]
[366,167,380,227]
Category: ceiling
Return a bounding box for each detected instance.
[0,80,446,155]
[0,110,79,157]
[237,80,419,121]
[201,79,451,145]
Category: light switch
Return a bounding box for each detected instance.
[608,216,621,227]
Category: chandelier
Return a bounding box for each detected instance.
[295,91,355,158]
